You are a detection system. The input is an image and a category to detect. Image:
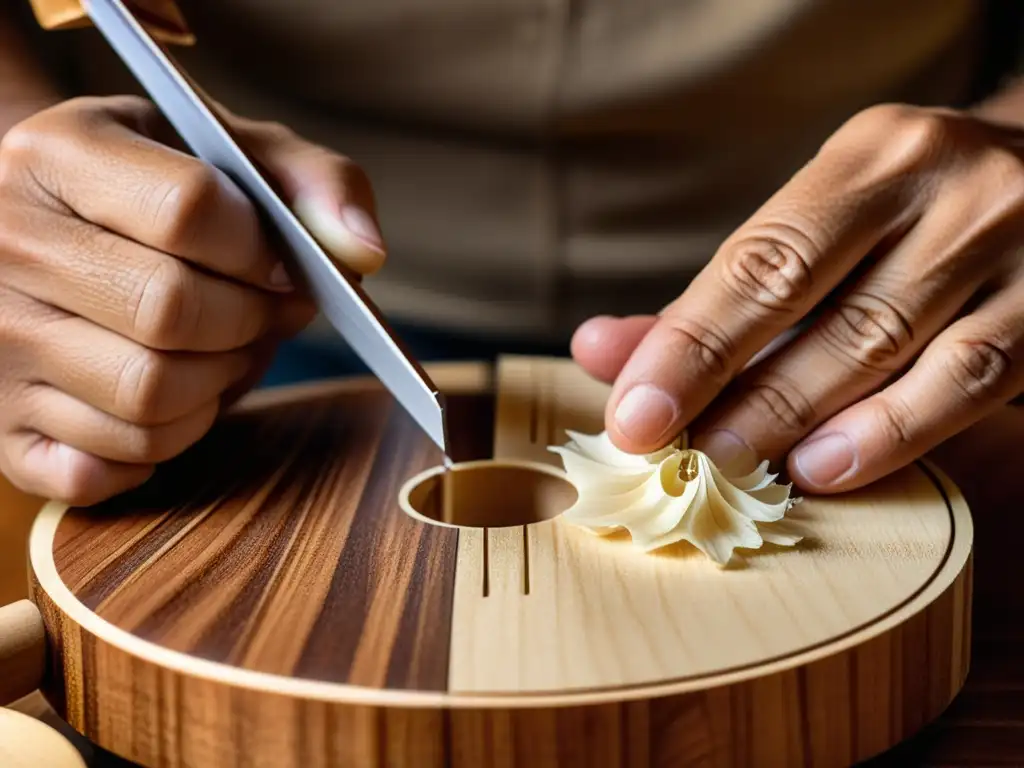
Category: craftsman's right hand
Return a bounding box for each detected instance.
[0,95,386,505]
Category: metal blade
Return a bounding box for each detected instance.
[82,0,449,456]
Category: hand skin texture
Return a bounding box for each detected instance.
[0,95,386,505]
[573,104,1024,495]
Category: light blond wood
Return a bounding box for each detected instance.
[0,707,86,768]
[16,357,973,767]
[447,357,961,694]
[0,600,46,706]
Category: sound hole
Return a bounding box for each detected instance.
[400,461,577,529]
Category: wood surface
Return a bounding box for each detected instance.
[448,358,965,695]
[5,358,974,766]
[0,706,86,768]
[0,600,46,706]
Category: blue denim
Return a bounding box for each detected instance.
[257,325,569,388]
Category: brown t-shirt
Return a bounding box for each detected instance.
[57,0,979,342]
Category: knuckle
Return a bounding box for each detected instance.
[815,293,914,373]
[943,338,1015,403]
[852,104,950,162]
[833,104,954,182]
[149,162,222,253]
[873,395,917,449]
[129,259,199,348]
[0,120,39,173]
[0,102,86,160]
[660,316,734,381]
[6,98,101,152]
[882,110,952,172]
[846,103,922,136]
[0,97,114,166]
[115,348,173,424]
[721,232,813,313]
[744,377,817,433]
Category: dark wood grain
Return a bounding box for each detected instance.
[50,390,492,691]
[27,556,971,768]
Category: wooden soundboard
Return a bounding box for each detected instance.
[0,357,973,767]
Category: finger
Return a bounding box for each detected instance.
[0,202,311,352]
[19,384,220,465]
[5,96,291,291]
[692,169,1017,465]
[572,315,808,386]
[1,431,153,506]
[229,116,387,275]
[29,312,254,425]
[787,280,1024,493]
[603,105,938,453]
[0,286,252,424]
[221,335,283,411]
[571,315,657,384]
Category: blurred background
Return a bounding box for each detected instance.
[6,1,1023,388]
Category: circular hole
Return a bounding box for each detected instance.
[400,460,578,529]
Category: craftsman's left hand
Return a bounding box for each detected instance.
[572,103,1024,493]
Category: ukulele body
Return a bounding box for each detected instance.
[14,357,971,767]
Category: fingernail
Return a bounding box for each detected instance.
[269,263,293,289]
[792,432,858,487]
[696,429,755,470]
[340,204,384,253]
[613,384,679,445]
[293,196,387,275]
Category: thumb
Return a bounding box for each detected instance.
[571,315,658,383]
[228,114,387,276]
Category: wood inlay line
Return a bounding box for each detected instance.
[482,528,491,599]
[522,525,531,596]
